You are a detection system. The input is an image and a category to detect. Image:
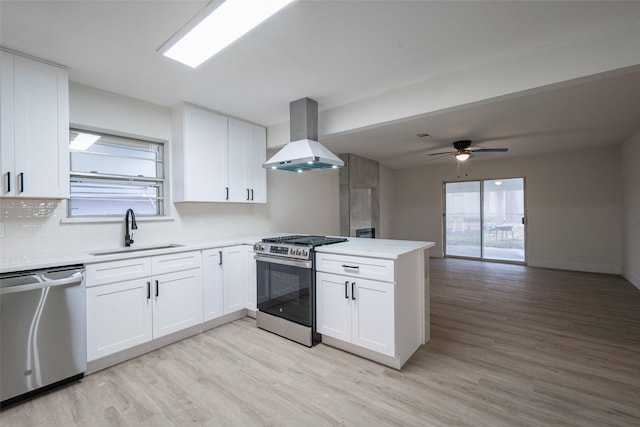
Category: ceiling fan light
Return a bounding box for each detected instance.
[455,152,470,161]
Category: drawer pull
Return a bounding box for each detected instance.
[342,264,359,270]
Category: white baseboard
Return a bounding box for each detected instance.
[527,259,621,275]
[622,271,640,290]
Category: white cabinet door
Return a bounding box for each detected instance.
[202,248,224,321]
[227,118,249,202]
[0,52,15,196]
[351,278,395,356]
[1,53,69,198]
[245,245,257,311]
[86,278,153,361]
[172,104,228,202]
[222,246,247,314]
[152,268,203,339]
[247,124,266,203]
[228,118,266,203]
[316,272,352,342]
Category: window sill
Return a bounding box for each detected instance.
[60,216,175,225]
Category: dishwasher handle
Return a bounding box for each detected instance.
[0,274,83,295]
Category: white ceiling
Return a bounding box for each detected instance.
[2,0,640,169]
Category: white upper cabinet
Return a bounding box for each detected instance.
[228,118,266,203]
[171,103,228,202]
[171,103,266,203]
[1,51,69,198]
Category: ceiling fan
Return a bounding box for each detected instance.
[428,140,508,161]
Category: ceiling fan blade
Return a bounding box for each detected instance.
[427,150,455,156]
[470,148,508,153]
[427,153,454,161]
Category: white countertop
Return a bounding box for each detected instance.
[0,234,267,274]
[315,238,435,259]
[0,234,435,274]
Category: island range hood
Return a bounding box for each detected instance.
[263,97,344,172]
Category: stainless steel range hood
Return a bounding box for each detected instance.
[263,98,344,172]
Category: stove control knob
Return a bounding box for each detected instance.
[296,248,302,255]
[302,249,308,257]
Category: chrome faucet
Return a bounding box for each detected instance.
[124,208,138,247]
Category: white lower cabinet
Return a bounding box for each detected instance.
[246,246,257,312]
[86,251,203,361]
[86,278,152,361]
[315,249,427,369]
[316,272,394,357]
[202,249,224,321]
[152,268,203,338]
[202,245,250,322]
[222,246,247,313]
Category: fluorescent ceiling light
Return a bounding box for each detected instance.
[160,0,295,68]
[70,133,100,151]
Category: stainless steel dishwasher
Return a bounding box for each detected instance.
[0,265,86,408]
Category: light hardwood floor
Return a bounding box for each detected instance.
[2,258,639,426]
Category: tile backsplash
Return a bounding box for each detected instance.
[0,199,272,261]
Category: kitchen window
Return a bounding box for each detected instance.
[68,129,165,218]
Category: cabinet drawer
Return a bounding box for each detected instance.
[86,258,152,287]
[152,251,202,275]
[315,253,395,282]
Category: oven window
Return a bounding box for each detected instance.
[257,261,313,326]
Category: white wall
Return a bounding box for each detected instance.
[0,83,271,260]
[265,159,395,239]
[392,147,623,275]
[621,129,640,288]
[378,164,394,239]
[267,166,340,236]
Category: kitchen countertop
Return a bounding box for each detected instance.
[315,238,435,259]
[0,234,269,274]
[0,234,435,274]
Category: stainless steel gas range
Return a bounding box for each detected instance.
[253,235,347,346]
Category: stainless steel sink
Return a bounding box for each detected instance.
[90,243,184,256]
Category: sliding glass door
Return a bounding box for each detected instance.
[444,181,481,258]
[445,178,525,263]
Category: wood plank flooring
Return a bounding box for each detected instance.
[2,258,639,426]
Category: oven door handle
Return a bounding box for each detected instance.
[254,254,312,269]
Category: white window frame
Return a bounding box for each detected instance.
[68,128,168,219]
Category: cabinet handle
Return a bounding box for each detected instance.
[155,280,159,297]
[342,264,359,271]
[344,281,349,299]
[351,282,356,300]
[225,187,229,200]
[147,282,151,300]
[18,172,24,193]
[251,189,254,200]
[6,171,10,193]
[219,250,223,266]
[246,189,250,201]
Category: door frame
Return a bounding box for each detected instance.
[443,177,527,265]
